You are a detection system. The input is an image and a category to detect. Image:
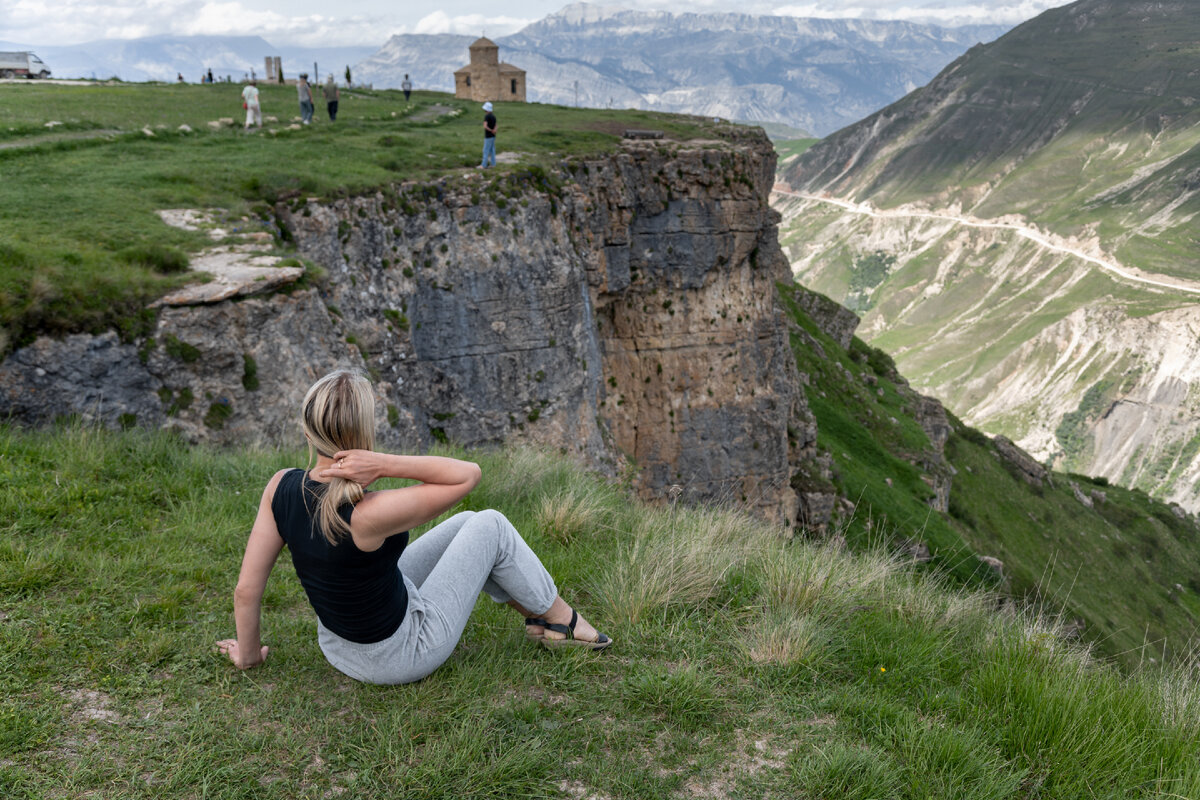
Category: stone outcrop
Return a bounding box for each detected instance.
[793,288,860,349]
[993,435,1049,489]
[0,292,360,447]
[913,395,955,512]
[0,129,815,526]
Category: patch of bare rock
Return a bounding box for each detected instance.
[153,209,302,306]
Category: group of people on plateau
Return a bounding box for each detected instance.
[296,74,340,124]
[217,370,611,685]
[241,74,340,130]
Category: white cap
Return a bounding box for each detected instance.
[482,102,493,112]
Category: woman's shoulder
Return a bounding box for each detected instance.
[265,467,302,502]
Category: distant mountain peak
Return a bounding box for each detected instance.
[357,6,1008,136]
[545,2,638,25]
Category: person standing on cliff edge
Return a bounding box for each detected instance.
[480,101,497,168]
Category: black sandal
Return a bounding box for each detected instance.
[525,617,550,641]
[541,610,612,651]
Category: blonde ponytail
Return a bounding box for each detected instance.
[300,370,376,544]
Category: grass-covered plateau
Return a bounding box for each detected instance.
[0,83,717,353]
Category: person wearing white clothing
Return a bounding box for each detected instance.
[242,81,262,129]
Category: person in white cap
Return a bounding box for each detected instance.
[480,101,497,168]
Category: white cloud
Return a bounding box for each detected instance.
[1,1,1070,47]
[412,11,537,37]
[4,0,399,47]
[770,1,1071,27]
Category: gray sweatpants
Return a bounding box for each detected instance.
[316,509,558,685]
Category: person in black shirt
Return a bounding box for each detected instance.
[217,370,610,685]
[480,101,497,168]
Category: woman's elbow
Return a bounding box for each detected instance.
[233,583,262,607]
[465,461,483,490]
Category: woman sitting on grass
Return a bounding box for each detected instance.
[217,369,610,684]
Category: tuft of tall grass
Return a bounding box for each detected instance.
[117,243,189,274]
[619,664,723,727]
[743,610,828,665]
[590,505,767,626]
[759,539,895,615]
[534,484,610,545]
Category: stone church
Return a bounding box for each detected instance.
[454,37,526,103]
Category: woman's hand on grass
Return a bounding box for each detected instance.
[216,638,269,669]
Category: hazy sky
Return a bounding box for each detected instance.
[2,1,1072,48]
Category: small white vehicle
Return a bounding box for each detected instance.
[0,52,52,79]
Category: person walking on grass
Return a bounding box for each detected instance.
[216,370,610,685]
[401,73,412,102]
[241,80,261,129]
[297,73,314,125]
[480,101,497,168]
[323,75,339,121]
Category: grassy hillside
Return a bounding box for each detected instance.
[772,137,818,171]
[778,282,1200,669]
[775,0,1200,514]
[785,0,1200,279]
[2,424,1199,798]
[0,83,715,353]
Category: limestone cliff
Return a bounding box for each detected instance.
[0,131,815,525]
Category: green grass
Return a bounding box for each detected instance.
[778,281,1200,670]
[778,282,991,587]
[772,137,819,163]
[0,84,718,353]
[2,423,1199,798]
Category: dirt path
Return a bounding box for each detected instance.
[407,103,455,123]
[0,78,102,86]
[0,128,123,150]
[774,189,1200,297]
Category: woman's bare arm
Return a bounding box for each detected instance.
[217,469,287,669]
[319,452,481,546]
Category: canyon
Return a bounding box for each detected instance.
[0,129,829,525]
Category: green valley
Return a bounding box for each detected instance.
[1,74,1199,797]
[777,0,1200,511]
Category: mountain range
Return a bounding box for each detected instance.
[7,2,1009,138]
[776,0,1200,508]
[0,35,376,85]
[356,3,1010,137]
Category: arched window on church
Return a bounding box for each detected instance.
[466,75,471,87]
[511,78,517,95]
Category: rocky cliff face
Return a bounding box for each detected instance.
[0,131,816,524]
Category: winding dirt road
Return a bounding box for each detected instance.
[773,189,1200,297]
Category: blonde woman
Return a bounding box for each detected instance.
[216,370,610,685]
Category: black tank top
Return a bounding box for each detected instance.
[271,469,409,643]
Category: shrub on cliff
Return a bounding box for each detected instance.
[117,243,189,274]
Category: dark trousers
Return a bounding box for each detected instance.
[327,101,338,121]
[404,90,411,101]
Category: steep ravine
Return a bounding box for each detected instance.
[774,191,1200,510]
[0,132,830,525]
